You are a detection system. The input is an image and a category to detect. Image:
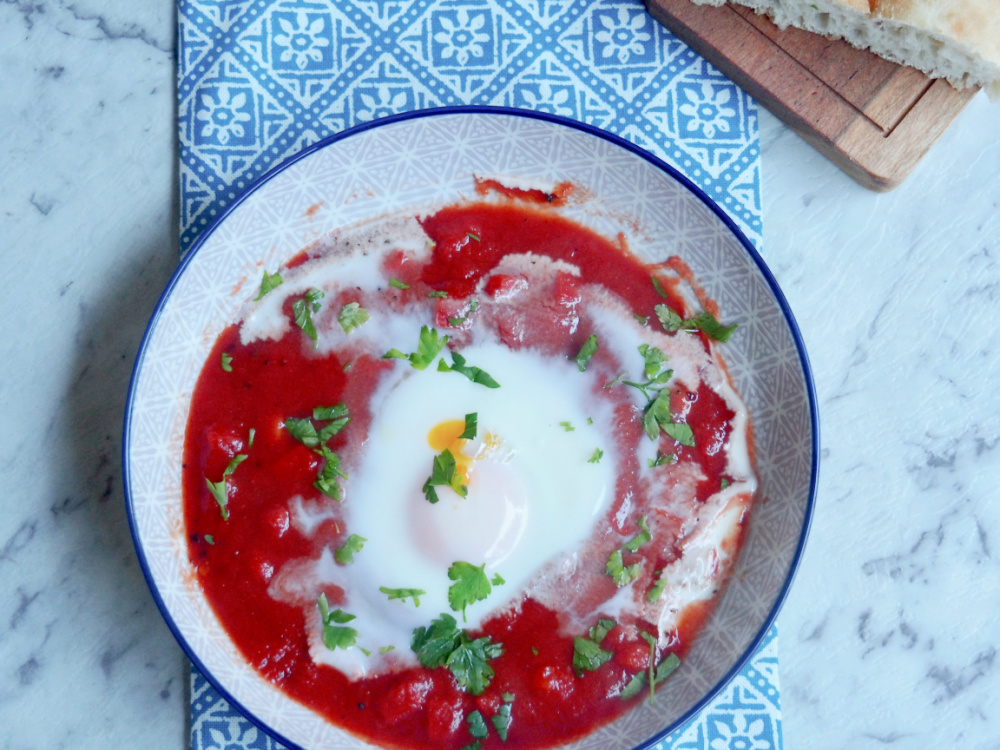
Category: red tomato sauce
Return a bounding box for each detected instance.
[183,199,742,749]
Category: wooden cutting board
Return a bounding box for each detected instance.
[645,0,978,190]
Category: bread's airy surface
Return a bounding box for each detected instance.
[692,0,1000,98]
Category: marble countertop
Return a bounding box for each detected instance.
[2,1,998,748]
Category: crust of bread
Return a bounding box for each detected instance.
[690,0,999,98]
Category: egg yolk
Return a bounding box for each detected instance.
[427,418,503,488]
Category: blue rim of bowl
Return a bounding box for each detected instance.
[123,105,819,750]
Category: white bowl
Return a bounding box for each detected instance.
[124,107,817,750]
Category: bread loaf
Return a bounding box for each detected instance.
[690,0,1000,98]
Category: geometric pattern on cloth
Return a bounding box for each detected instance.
[178,0,761,254]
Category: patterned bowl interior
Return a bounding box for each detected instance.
[125,110,816,750]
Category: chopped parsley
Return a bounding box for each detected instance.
[572,635,613,674]
[379,586,426,606]
[428,290,449,298]
[606,549,642,587]
[317,593,359,651]
[448,561,493,620]
[648,450,674,468]
[721,477,731,489]
[588,448,603,464]
[292,288,324,347]
[389,278,409,290]
[204,451,248,520]
[621,636,682,703]
[220,352,233,372]
[572,334,598,372]
[466,710,488,739]
[647,572,668,603]
[338,302,369,333]
[559,421,575,432]
[411,613,503,695]
[589,617,616,643]
[654,304,737,342]
[314,445,348,500]
[467,232,481,242]
[384,326,449,370]
[203,534,214,545]
[254,269,283,300]
[651,274,667,298]
[334,534,367,564]
[459,412,477,440]
[491,698,513,741]
[285,417,320,447]
[623,515,652,552]
[491,572,505,586]
[641,389,694,447]
[438,351,501,388]
[422,448,466,504]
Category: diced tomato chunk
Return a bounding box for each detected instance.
[425,695,465,741]
[533,664,575,699]
[378,676,435,725]
[434,296,473,328]
[484,273,528,300]
[553,271,581,306]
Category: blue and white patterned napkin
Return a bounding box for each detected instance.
[178,1,777,748]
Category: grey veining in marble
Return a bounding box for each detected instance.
[2,0,999,747]
[0,1,182,747]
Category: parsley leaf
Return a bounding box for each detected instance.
[467,232,481,242]
[448,635,503,694]
[205,453,247,520]
[422,448,466,504]
[205,478,229,520]
[688,311,738,342]
[292,288,324,347]
[441,352,501,388]
[572,636,613,673]
[285,417,320,447]
[314,402,350,440]
[413,326,449,369]
[651,274,667,298]
[588,448,603,464]
[620,670,647,699]
[559,421,575,432]
[647,571,667,603]
[389,278,409,290]
[648,450,674,468]
[623,516,651,552]
[460,412,477,440]
[448,561,492,619]
[663,422,695,447]
[412,614,462,668]
[654,304,737,342]
[721,477,730,489]
[411,614,502,695]
[428,290,448,298]
[638,343,667,380]
[334,534,366,564]
[654,304,683,333]
[315,445,347,500]
[606,549,642,587]
[491,698,513,740]
[589,617,616,643]
[380,587,426,606]
[491,573,505,586]
[220,352,233,372]
[338,302,369,333]
[572,334,598,372]
[317,594,359,651]
[254,270,283,300]
[466,710,488,739]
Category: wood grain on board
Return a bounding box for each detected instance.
[645,0,978,190]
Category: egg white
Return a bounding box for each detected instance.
[310,341,617,677]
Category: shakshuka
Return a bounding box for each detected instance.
[183,181,757,750]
